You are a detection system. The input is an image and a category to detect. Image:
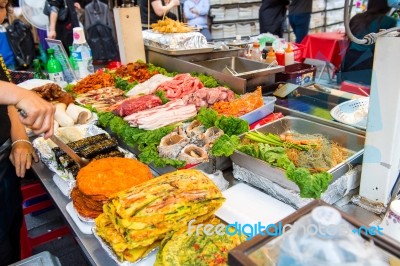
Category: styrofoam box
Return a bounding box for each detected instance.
[241,96,276,125]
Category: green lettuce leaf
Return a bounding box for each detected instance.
[210,135,240,157]
[214,115,249,136]
[197,108,218,128]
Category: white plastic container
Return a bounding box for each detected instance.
[380,200,400,242]
[240,96,276,124]
[285,43,295,66]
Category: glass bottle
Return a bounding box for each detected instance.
[72,27,94,79]
[33,59,47,79]
[46,48,65,82]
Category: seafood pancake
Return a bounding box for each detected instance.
[76,157,153,197]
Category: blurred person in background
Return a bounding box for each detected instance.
[340,0,396,85]
[46,0,80,53]
[1,2,55,265]
[184,0,211,41]
[138,0,180,29]
[288,0,312,43]
[259,0,289,37]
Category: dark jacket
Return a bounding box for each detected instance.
[138,0,177,28]
[259,0,289,37]
[289,0,312,14]
[84,0,119,61]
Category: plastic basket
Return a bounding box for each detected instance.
[330,97,369,130]
[8,70,34,84]
[275,63,317,86]
[291,43,305,62]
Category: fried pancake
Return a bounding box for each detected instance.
[71,187,104,219]
[76,157,153,197]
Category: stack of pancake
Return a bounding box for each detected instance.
[95,169,225,262]
[71,157,153,219]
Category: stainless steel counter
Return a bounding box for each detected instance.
[31,158,383,266]
[31,162,118,266]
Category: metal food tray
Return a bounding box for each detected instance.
[230,116,365,192]
[145,44,214,56]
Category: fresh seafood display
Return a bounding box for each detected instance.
[95,169,225,263]
[158,132,189,159]
[72,157,153,219]
[177,144,208,165]
[157,120,224,165]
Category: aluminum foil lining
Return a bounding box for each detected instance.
[142,30,208,50]
[232,163,362,210]
[33,124,136,183]
[93,228,158,265]
[351,195,387,215]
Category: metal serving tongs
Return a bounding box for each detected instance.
[50,135,89,168]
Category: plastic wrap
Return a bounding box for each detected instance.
[142,30,209,50]
[232,163,362,209]
[273,207,386,266]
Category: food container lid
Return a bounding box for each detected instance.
[390,200,400,216]
[311,206,342,226]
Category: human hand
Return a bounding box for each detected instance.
[48,29,56,39]
[9,141,38,177]
[74,2,82,10]
[15,90,55,139]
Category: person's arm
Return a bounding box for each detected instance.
[48,6,60,39]
[0,81,55,138]
[184,1,197,20]
[8,106,39,177]
[197,0,210,16]
[151,0,180,17]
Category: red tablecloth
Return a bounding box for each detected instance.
[301,32,349,70]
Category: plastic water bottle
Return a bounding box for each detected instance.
[68,46,79,80]
[46,48,65,82]
[72,27,94,79]
[277,206,386,266]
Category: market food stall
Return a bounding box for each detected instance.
[14,2,400,265]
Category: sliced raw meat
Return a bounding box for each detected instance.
[156,74,204,100]
[112,95,162,117]
[182,87,235,109]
